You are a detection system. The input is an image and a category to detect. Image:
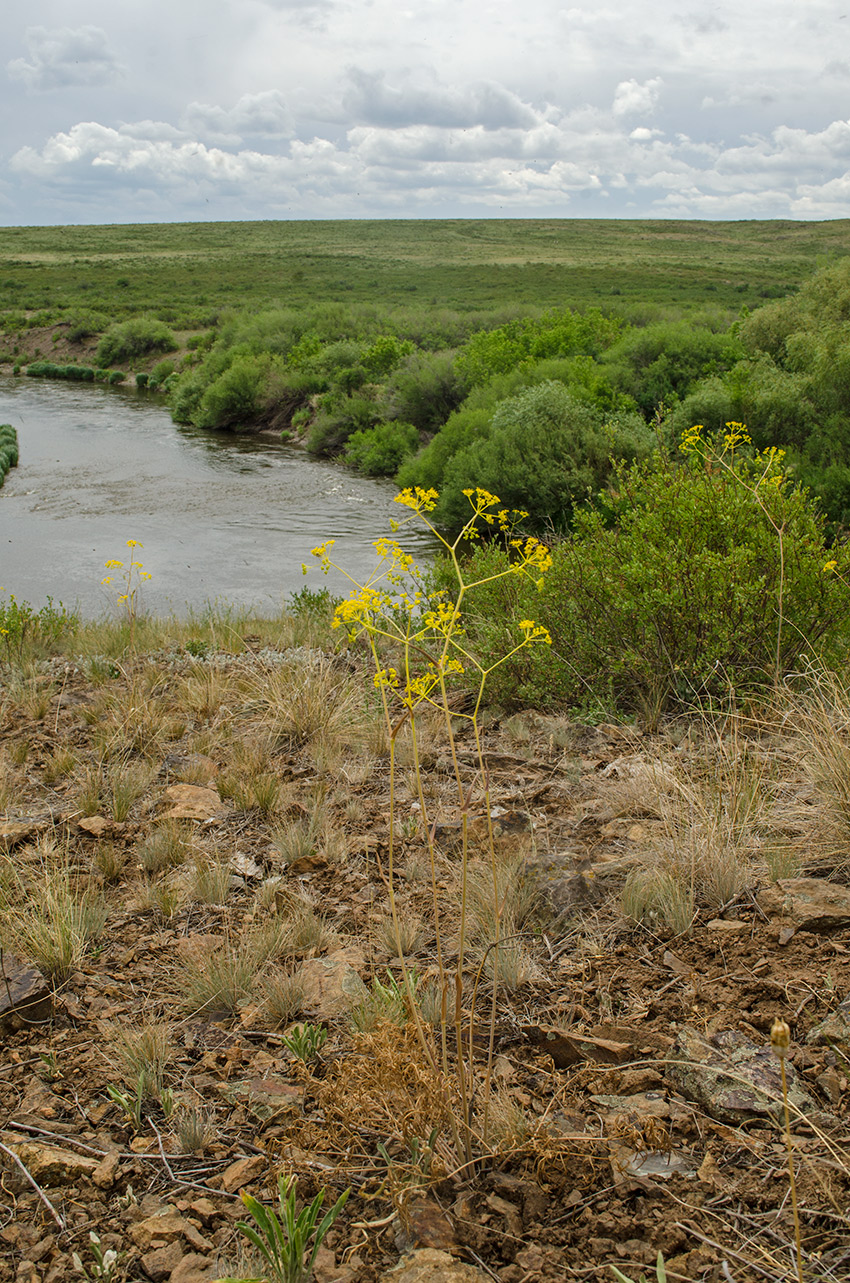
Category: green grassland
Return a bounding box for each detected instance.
[1,218,848,319]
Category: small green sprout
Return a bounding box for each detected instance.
[217,1172,349,1283]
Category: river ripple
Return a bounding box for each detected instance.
[0,376,439,616]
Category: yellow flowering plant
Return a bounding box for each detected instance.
[102,540,152,649]
[308,486,552,1165]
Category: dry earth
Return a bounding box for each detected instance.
[1,636,850,1283]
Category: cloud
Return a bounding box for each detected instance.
[7,26,122,92]
[182,92,294,145]
[10,97,850,222]
[342,67,541,130]
[612,77,662,117]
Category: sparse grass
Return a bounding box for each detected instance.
[109,1021,174,1098]
[107,759,155,821]
[373,911,425,958]
[283,900,337,955]
[42,747,78,784]
[180,923,287,1015]
[613,718,779,928]
[271,816,320,867]
[137,877,186,922]
[787,669,850,868]
[248,659,374,751]
[0,841,108,980]
[136,819,192,872]
[77,766,105,817]
[174,1101,218,1155]
[8,739,30,768]
[93,841,128,883]
[190,853,232,905]
[262,966,306,1027]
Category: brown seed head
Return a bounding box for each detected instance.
[771,1018,791,1059]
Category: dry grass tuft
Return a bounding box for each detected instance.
[318,1022,454,1144]
[262,966,307,1026]
[109,1021,174,1097]
[373,911,425,958]
[0,839,108,980]
[136,819,192,873]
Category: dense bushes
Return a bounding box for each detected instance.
[344,421,419,476]
[0,424,18,486]
[600,320,744,417]
[27,361,95,381]
[454,308,621,386]
[443,431,850,716]
[432,382,653,532]
[96,317,177,367]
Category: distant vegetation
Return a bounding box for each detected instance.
[3,217,850,529]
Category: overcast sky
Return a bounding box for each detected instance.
[2,0,849,226]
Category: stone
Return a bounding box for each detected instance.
[759,877,850,935]
[1,1140,100,1187]
[0,818,44,850]
[300,947,368,1018]
[77,816,115,838]
[219,1153,265,1193]
[130,1213,192,1252]
[706,918,749,932]
[807,993,850,1046]
[0,953,53,1032]
[168,1254,217,1283]
[141,1242,184,1281]
[380,1249,489,1282]
[161,785,227,822]
[91,1151,121,1189]
[665,1026,816,1125]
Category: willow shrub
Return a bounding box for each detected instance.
[444,430,850,719]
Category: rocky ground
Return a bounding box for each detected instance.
[1,632,850,1283]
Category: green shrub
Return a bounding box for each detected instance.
[96,317,177,367]
[362,333,414,376]
[151,359,176,384]
[66,309,109,342]
[344,421,419,476]
[307,393,380,456]
[135,372,149,388]
[434,382,653,533]
[447,431,850,717]
[108,370,126,385]
[600,320,744,417]
[195,352,272,430]
[382,349,468,433]
[397,405,493,491]
[455,307,620,387]
[0,425,18,486]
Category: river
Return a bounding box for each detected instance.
[0,376,439,617]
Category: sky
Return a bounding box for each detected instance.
[1,0,850,226]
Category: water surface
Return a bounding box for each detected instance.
[0,377,438,616]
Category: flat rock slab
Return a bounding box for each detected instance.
[759,877,850,934]
[0,818,46,850]
[380,1249,489,1282]
[1,1139,100,1187]
[0,952,53,1032]
[161,785,227,822]
[301,947,368,1018]
[666,1026,815,1126]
